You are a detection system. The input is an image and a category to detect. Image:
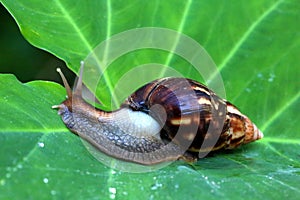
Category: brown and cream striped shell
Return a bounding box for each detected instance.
[127,77,263,156]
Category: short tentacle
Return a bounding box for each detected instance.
[74,61,84,96]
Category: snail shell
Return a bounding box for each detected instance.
[53,61,263,165]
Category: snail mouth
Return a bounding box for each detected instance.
[52,104,69,115]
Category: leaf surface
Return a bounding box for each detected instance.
[0,0,299,199]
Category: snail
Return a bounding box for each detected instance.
[53,61,263,165]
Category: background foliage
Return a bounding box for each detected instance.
[0,0,299,199]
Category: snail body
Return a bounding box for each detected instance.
[53,62,263,165]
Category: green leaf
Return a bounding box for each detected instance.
[0,74,299,199]
[1,0,300,199]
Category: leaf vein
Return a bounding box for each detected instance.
[160,0,192,76]
[209,0,284,81]
[54,0,93,56]
[261,90,300,132]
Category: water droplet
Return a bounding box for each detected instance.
[38,142,45,148]
[51,190,56,195]
[43,178,49,184]
[109,187,116,194]
[109,187,116,199]
[17,164,23,169]
[268,73,275,82]
[257,73,263,78]
[151,182,163,190]
[5,173,11,178]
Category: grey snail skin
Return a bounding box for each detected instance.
[52,61,263,165]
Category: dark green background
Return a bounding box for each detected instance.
[0,4,73,83]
